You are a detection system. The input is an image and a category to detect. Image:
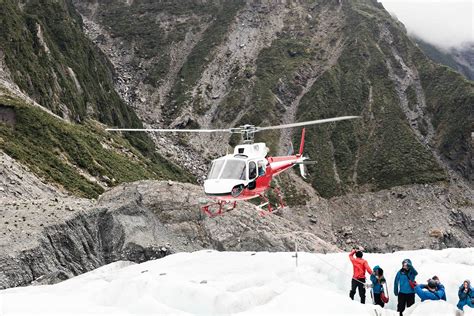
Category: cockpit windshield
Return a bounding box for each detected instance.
[207,159,247,180]
[207,160,225,179]
[221,160,246,180]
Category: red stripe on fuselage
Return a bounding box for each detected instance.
[267,155,299,176]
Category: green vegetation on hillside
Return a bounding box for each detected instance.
[0,92,193,198]
[217,38,317,154]
[0,0,135,127]
[94,0,245,122]
[295,2,447,197]
[167,0,245,121]
[414,54,474,180]
[99,0,213,85]
[0,0,158,156]
[0,0,195,198]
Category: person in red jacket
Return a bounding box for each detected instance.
[349,248,373,304]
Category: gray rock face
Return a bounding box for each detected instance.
[0,152,65,202]
[1,179,471,290]
[0,180,338,290]
[97,181,339,254]
[322,183,474,252]
[0,211,100,289]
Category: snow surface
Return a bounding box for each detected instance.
[0,248,473,315]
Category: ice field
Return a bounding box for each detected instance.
[0,248,473,315]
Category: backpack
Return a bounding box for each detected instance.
[409,279,418,289]
[381,282,390,303]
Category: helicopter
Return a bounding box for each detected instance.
[106,116,359,216]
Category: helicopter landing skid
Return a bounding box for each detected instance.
[257,187,285,216]
[202,200,237,217]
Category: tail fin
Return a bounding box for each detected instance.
[298,128,305,156]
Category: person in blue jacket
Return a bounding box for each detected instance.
[394,259,418,316]
[457,280,474,311]
[415,279,446,301]
[370,266,386,307]
[431,276,446,301]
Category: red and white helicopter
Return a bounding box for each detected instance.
[107,116,359,216]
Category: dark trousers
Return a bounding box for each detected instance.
[397,292,415,315]
[349,278,366,304]
[373,292,385,308]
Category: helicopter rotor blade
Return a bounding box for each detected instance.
[105,128,232,133]
[105,116,359,135]
[256,116,360,131]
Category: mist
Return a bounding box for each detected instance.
[378,0,473,49]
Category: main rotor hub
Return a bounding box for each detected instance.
[230,124,258,144]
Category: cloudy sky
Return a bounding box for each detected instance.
[378,0,473,48]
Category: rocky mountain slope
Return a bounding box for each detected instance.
[0,0,194,198]
[71,0,472,198]
[0,0,472,198]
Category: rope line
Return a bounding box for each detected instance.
[286,231,368,286]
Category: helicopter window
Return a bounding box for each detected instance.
[207,160,225,179]
[249,161,257,180]
[220,160,247,180]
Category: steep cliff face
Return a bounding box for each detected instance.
[0,0,194,198]
[0,180,339,289]
[72,0,472,198]
[0,0,134,125]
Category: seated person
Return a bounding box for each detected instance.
[457,280,474,311]
[431,276,446,301]
[415,279,445,302]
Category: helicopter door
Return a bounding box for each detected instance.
[248,161,257,190]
